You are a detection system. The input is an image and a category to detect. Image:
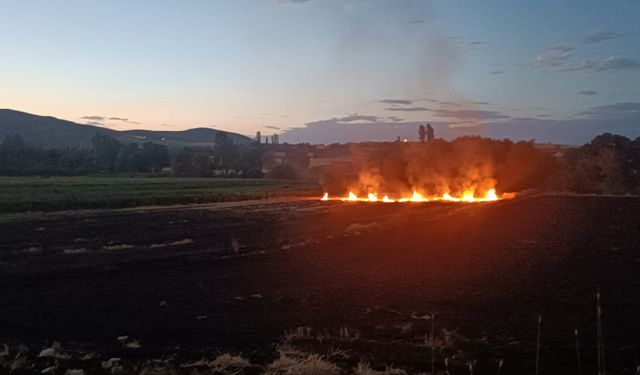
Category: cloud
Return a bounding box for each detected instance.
[534,49,572,67]
[385,106,430,112]
[336,114,379,123]
[437,101,464,107]
[582,31,625,44]
[108,117,141,125]
[388,116,404,122]
[265,125,281,130]
[281,102,640,145]
[578,90,597,96]
[281,118,461,144]
[80,115,140,126]
[379,99,413,105]
[577,102,640,117]
[80,115,106,121]
[432,109,510,121]
[563,57,640,72]
[469,41,484,46]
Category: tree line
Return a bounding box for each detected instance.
[0,132,265,177]
[1,131,640,195]
[555,133,640,194]
[0,134,171,176]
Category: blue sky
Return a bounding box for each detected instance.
[0,0,638,144]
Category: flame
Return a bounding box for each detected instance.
[345,191,358,201]
[441,193,458,202]
[485,188,498,201]
[410,190,428,202]
[461,190,475,202]
[323,187,513,203]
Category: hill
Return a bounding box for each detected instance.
[0,109,252,149]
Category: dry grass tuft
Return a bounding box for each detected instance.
[265,347,340,375]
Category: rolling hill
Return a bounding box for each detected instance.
[0,109,252,149]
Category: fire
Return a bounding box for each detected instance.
[323,188,512,203]
[410,190,428,202]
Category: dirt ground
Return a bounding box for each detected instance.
[1,195,639,374]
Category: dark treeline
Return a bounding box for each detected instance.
[0,132,264,177]
[1,131,640,195]
[170,133,263,178]
[0,134,171,176]
[557,133,640,194]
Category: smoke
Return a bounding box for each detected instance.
[324,137,538,197]
[326,0,466,102]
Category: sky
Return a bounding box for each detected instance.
[1,0,639,144]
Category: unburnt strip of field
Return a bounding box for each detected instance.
[0,176,320,214]
[0,196,639,374]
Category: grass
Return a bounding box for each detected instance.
[0,176,321,214]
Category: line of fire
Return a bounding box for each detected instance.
[260,123,575,203]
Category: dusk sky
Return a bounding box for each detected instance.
[1,0,639,144]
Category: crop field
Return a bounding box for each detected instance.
[0,195,639,374]
[0,176,320,213]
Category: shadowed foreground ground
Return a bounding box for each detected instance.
[0,195,639,374]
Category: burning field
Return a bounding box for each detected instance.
[320,188,513,203]
[313,138,550,207]
[1,194,640,374]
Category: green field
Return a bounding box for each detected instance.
[0,177,321,214]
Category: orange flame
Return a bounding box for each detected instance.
[323,188,512,203]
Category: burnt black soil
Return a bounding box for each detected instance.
[1,196,639,374]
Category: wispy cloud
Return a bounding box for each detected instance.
[379,99,413,105]
[563,57,640,72]
[534,49,572,67]
[432,109,510,121]
[577,102,640,117]
[108,117,140,125]
[264,125,281,130]
[80,115,106,121]
[385,106,430,112]
[582,31,625,44]
[336,114,379,123]
[578,90,597,96]
[80,115,140,126]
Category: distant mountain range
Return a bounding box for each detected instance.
[0,109,252,149]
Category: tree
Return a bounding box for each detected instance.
[418,125,426,142]
[92,134,121,172]
[427,123,435,142]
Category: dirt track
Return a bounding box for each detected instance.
[1,196,639,374]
